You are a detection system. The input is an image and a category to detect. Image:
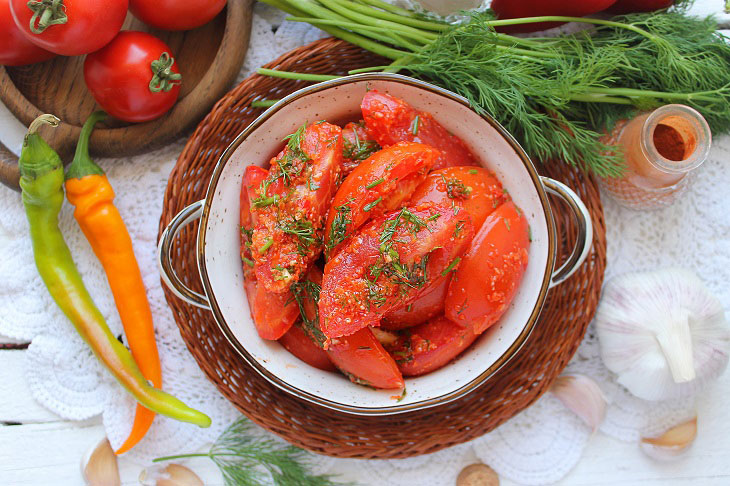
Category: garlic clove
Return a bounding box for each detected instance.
[640,417,697,461]
[369,326,399,346]
[456,463,500,486]
[550,374,607,433]
[81,437,120,486]
[139,464,204,486]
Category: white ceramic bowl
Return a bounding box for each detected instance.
[159,74,592,415]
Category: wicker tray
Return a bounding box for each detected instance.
[158,37,607,459]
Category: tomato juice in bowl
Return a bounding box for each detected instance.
[159,73,592,415]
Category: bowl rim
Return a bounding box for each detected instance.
[196,73,557,415]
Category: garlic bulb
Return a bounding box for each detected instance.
[640,417,697,461]
[550,374,607,433]
[596,268,729,401]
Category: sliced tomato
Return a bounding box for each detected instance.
[320,203,474,338]
[445,201,530,334]
[409,166,510,231]
[279,323,336,372]
[323,141,438,260]
[385,315,479,376]
[294,267,404,389]
[327,327,404,389]
[241,165,299,340]
[342,121,380,176]
[361,90,478,170]
[250,122,343,293]
[382,275,450,330]
[243,165,268,227]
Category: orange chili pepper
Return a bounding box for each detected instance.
[64,112,161,454]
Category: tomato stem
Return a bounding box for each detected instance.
[149,52,182,93]
[27,0,68,34]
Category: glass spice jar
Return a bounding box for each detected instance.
[599,104,711,210]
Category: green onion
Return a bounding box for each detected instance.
[366,178,384,189]
[251,99,280,108]
[441,257,461,276]
[256,68,340,82]
[363,197,382,212]
[410,115,420,135]
[242,257,254,267]
[259,237,274,254]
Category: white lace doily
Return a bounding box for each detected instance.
[0,3,727,485]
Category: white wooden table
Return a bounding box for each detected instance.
[2,2,730,484]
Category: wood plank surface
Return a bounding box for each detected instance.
[2,3,730,485]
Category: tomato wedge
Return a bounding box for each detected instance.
[382,275,450,330]
[361,90,478,170]
[324,141,438,259]
[409,166,509,231]
[445,201,530,333]
[320,203,474,339]
[279,323,336,372]
[241,165,299,340]
[250,122,343,293]
[385,315,479,376]
[342,121,380,176]
[293,268,404,389]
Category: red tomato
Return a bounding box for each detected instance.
[130,0,227,31]
[241,166,299,340]
[0,0,54,66]
[323,141,438,260]
[84,31,182,123]
[320,203,475,339]
[385,315,479,376]
[382,275,450,330]
[490,0,617,34]
[361,90,478,170]
[409,166,509,231]
[341,121,380,176]
[10,0,127,56]
[279,324,335,372]
[445,201,530,334]
[328,327,404,389]
[250,122,343,293]
[607,0,672,14]
[295,268,404,389]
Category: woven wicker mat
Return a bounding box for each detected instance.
[158,37,607,459]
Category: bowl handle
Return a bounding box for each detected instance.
[158,200,211,309]
[540,177,593,288]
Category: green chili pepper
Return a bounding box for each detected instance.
[18,115,211,428]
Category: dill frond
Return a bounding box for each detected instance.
[155,418,350,486]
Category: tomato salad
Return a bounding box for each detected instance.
[240,90,530,391]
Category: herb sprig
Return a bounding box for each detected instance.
[326,203,353,255]
[154,417,350,486]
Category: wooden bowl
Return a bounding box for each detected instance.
[0,0,252,189]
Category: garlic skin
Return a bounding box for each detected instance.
[596,269,729,401]
[81,437,120,486]
[139,464,203,486]
[550,374,607,433]
[640,417,697,461]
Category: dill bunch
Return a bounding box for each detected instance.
[404,20,629,176]
[261,0,730,177]
[404,11,730,176]
[154,417,350,486]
